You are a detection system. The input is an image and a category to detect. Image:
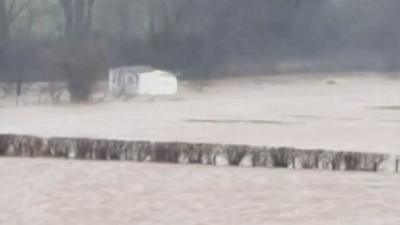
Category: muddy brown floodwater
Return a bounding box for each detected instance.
[1,74,400,153]
[0,158,399,225]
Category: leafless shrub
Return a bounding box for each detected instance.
[40,37,108,103]
[0,83,14,97]
[61,38,108,102]
[37,82,66,104]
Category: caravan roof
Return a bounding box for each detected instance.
[110,66,174,76]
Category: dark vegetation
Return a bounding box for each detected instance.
[0,134,394,173]
[1,0,400,101]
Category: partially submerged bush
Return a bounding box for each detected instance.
[61,38,108,102]
[41,37,108,102]
[0,83,14,97]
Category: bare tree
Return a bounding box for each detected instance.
[0,0,31,72]
[0,0,9,47]
[57,0,108,102]
[59,0,95,38]
[0,0,31,44]
[0,0,32,105]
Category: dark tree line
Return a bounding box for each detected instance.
[59,0,95,39]
[108,0,400,77]
[1,0,400,101]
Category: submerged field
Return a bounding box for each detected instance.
[0,158,399,225]
[1,73,400,224]
[1,72,399,153]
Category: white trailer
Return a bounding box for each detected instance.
[109,66,178,97]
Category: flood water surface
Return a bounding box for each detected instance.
[0,158,399,225]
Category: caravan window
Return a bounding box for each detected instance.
[128,76,133,84]
[128,75,136,85]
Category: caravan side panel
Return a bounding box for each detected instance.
[137,71,178,95]
[108,70,117,94]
